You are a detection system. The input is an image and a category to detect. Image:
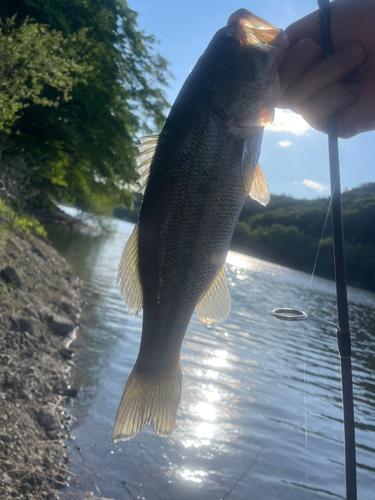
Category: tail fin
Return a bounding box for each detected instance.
[113,362,182,442]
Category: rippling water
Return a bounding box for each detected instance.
[46,211,375,500]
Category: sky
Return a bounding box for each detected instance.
[133,0,374,200]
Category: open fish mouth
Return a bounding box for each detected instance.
[227,9,288,51]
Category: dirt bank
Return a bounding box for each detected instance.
[0,226,82,499]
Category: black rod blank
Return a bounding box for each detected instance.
[318,1,357,498]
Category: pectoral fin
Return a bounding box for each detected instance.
[250,163,270,206]
[196,265,231,325]
[259,107,275,125]
[117,222,143,316]
[241,138,270,206]
[135,135,159,194]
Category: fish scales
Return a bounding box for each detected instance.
[138,116,246,361]
[114,9,288,441]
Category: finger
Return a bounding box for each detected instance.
[290,81,363,134]
[339,49,375,138]
[286,1,375,52]
[285,9,321,47]
[280,43,365,109]
[278,38,321,93]
[339,102,375,138]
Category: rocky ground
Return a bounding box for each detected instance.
[0,226,83,499]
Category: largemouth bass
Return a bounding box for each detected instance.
[114,9,287,442]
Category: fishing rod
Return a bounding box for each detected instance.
[318,1,357,497]
[273,1,357,499]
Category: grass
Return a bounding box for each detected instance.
[0,197,47,238]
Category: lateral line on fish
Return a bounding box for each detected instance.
[304,137,347,306]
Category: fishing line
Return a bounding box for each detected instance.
[301,125,349,500]
[302,337,308,500]
[273,1,358,497]
[222,447,263,500]
[304,192,333,307]
[227,0,235,14]
[302,151,337,500]
[305,136,348,306]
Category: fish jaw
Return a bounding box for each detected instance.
[165,10,287,137]
[227,9,288,53]
[202,9,288,133]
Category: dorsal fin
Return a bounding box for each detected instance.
[117,222,143,316]
[135,135,159,194]
[196,265,231,325]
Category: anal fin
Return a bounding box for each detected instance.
[196,265,231,325]
[117,222,143,316]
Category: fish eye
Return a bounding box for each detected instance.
[226,36,240,50]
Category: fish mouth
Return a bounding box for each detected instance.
[227,9,288,52]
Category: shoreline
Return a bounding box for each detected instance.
[0,224,83,499]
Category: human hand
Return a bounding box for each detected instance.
[278,0,375,138]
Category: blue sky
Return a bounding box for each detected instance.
[134,0,374,200]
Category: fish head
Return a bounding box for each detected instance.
[205,9,288,132]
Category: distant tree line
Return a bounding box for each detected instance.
[0,0,170,213]
[231,183,375,292]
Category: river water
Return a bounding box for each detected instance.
[46,210,375,500]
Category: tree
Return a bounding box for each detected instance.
[0,17,85,133]
[0,0,171,210]
[231,184,375,292]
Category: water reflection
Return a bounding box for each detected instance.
[178,468,207,483]
[205,349,228,368]
[46,217,375,500]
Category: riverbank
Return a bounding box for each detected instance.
[0,224,82,499]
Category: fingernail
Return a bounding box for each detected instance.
[341,44,364,63]
[293,38,318,61]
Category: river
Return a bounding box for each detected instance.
[46,209,375,500]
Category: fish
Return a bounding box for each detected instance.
[114,9,288,442]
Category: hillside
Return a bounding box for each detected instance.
[232,182,375,291]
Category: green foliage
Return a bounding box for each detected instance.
[0,16,86,133]
[0,0,171,211]
[232,183,375,292]
[232,221,334,278]
[0,198,47,237]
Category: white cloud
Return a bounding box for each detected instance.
[266,109,311,136]
[302,179,327,193]
[278,140,292,147]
